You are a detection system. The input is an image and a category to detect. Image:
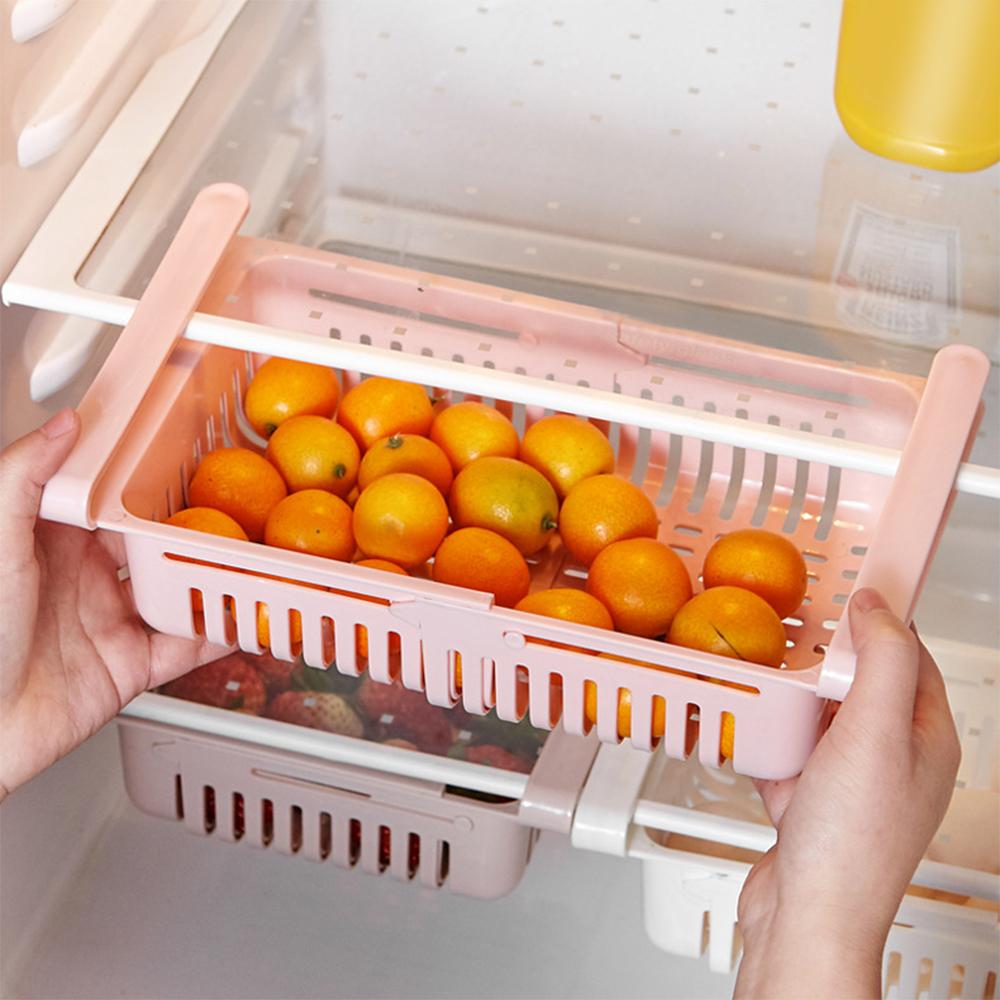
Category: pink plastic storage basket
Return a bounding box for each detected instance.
[119,716,535,899]
[44,185,989,781]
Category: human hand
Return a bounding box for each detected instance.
[0,409,228,799]
[735,588,960,999]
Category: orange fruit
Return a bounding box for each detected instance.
[520,414,615,499]
[263,489,355,561]
[164,507,249,541]
[354,558,408,660]
[432,527,530,608]
[667,586,786,668]
[516,588,613,656]
[720,712,735,760]
[355,558,409,576]
[358,434,453,495]
[188,447,287,542]
[165,508,248,618]
[244,358,339,438]
[514,588,614,631]
[702,528,808,619]
[430,401,519,471]
[587,538,692,637]
[256,602,303,651]
[584,652,672,740]
[338,377,433,451]
[517,589,615,719]
[559,474,658,566]
[448,456,558,556]
[353,472,449,568]
[264,415,360,496]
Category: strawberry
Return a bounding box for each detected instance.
[357,679,454,754]
[449,705,549,756]
[378,826,390,869]
[252,654,297,699]
[464,744,535,774]
[355,677,404,723]
[378,826,421,873]
[266,691,364,737]
[233,797,273,839]
[381,738,418,751]
[289,663,361,697]
[160,654,266,714]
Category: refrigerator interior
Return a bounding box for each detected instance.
[1,2,998,998]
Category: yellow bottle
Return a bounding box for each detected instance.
[834,0,1000,172]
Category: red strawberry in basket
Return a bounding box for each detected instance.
[160,654,266,714]
[377,826,422,873]
[266,691,364,737]
[233,797,273,838]
[356,678,454,755]
[464,744,535,774]
[252,654,297,699]
[289,663,362,698]
[354,677,399,720]
[381,738,418,751]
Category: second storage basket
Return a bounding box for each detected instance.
[119,715,537,899]
[43,185,990,781]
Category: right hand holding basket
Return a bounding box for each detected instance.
[735,588,960,998]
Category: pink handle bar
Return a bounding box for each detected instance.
[39,183,249,529]
[818,344,990,700]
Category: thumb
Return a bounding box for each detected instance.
[0,409,80,570]
[836,587,920,734]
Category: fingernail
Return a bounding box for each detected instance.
[40,408,76,439]
[851,587,885,614]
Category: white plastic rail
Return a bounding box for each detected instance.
[632,799,1000,902]
[122,693,530,801]
[22,300,994,501]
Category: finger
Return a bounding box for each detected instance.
[97,529,127,567]
[753,776,799,827]
[0,409,80,575]
[912,637,958,739]
[145,632,236,691]
[838,588,920,733]
[907,622,953,721]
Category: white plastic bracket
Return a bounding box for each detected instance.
[518,726,600,835]
[570,741,655,856]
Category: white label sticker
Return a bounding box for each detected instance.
[225,681,241,692]
[834,203,960,347]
